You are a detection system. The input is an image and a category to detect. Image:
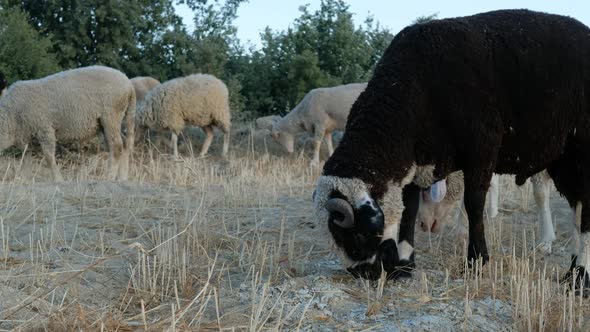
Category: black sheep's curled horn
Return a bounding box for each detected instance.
[326,198,354,229]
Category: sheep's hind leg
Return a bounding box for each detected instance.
[199,126,214,158]
[221,126,230,156]
[486,174,499,220]
[310,127,325,167]
[324,131,334,156]
[39,134,63,181]
[563,201,590,297]
[532,171,555,254]
[171,132,179,159]
[101,118,124,180]
[464,169,492,267]
[548,142,590,296]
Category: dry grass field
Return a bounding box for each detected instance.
[0,125,589,331]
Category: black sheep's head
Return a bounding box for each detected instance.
[314,175,398,280]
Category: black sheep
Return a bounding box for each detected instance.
[313,9,590,293]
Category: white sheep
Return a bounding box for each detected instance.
[131,76,161,144]
[131,76,160,103]
[138,74,231,159]
[417,171,556,253]
[271,83,367,166]
[0,65,136,181]
[255,115,281,130]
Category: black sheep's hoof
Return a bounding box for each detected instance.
[347,263,382,281]
[563,266,590,297]
[391,253,415,280]
[379,239,408,280]
[467,242,489,269]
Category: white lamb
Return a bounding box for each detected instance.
[271,83,367,166]
[138,74,231,159]
[0,66,135,181]
[417,171,556,253]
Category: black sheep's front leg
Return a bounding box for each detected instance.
[464,170,491,267]
[386,183,420,279]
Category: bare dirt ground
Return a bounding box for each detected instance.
[0,126,589,331]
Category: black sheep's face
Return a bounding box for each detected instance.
[314,176,393,279]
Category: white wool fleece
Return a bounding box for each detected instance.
[138,74,231,134]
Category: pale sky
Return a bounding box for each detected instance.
[175,1,590,48]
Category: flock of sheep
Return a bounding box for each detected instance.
[2,8,590,299]
[0,66,232,181]
[0,63,371,182]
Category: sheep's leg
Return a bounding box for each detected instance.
[221,127,230,156]
[324,131,334,156]
[486,174,499,219]
[453,198,469,242]
[389,182,420,279]
[39,134,62,182]
[101,118,124,180]
[548,148,590,296]
[564,201,590,297]
[199,126,214,158]
[464,170,492,267]
[171,132,179,159]
[532,171,555,253]
[310,139,322,166]
[310,126,325,167]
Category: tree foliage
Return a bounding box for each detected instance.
[0,6,60,82]
[240,0,393,116]
[1,0,396,118]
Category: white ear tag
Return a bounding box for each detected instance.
[429,179,447,203]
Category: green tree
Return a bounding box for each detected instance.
[4,0,183,76]
[3,0,392,119]
[239,0,393,117]
[0,6,60,82]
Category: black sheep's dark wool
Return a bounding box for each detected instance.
[322,9,590,290]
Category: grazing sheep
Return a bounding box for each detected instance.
[271,83,367,166]
[0,66,135,181]
[313,9,590,291]
[138,74,231,159]
[314,175,406,279]
[131,76,161,144]
[131,76,160,104]
[418,171,556,253]
[255,115,281,130]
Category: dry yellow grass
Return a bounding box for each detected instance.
[0,125,588,331]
